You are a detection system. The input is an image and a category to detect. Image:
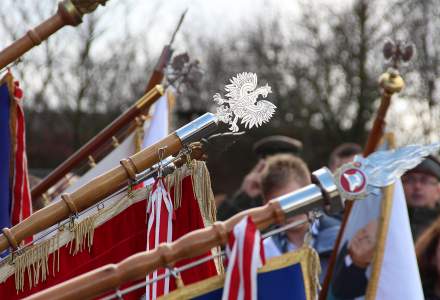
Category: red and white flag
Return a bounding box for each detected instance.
[146,178,174,299]
[10,80,32,231]
[222,216,265,300]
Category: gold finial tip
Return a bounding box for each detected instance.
[71,0,109,15]
[379,70,405,94]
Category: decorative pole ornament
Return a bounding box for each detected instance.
[60,0,109,25]
[334,143,440,200]
[379,40,414,96]
[213,72,276,132]
[175,72,275,143]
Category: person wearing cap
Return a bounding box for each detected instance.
[216,135,302,221]
[402,155,440,240]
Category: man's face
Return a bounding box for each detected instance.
[402,172,440,208]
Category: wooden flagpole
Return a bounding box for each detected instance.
[30,85,163,201]
[319,40,412,299]
[24,166,342,300]
[31,9,188,202]
[0,130,181,253]
[0,0,108,70]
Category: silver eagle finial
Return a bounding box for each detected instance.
[335,143,440,200]
[213,72,276,132]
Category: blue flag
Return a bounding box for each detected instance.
[0,76,12,232]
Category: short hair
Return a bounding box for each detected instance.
[261,154,311,199]
[329,143,362,168]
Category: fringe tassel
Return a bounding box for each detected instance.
[306,246,321,300]
[191,161,217,226]
[68,213,99,255]
[11,188,148,292]
[14,236,60,292]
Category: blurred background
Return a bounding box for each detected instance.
[1,0,439,196]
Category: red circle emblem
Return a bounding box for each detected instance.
[339,168,367,194]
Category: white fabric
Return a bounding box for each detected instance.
[222,216,264,300]
[142,91,169,149]
[376,180,424,300]
[338,180,423,300]
[263,236,298,260]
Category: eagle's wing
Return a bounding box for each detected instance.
[358,143,440,187]
[225,72,257,101]
[240,100,276,129]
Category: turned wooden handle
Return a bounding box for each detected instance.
[0,133,182,253]
[0,1,90,70]
[25,201,285,300]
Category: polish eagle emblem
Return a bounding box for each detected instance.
[213,72,276,132]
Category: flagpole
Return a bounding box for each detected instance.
[319,41,410,299]
[0,112,221,253]
[0,0,108,70]
[143,9,187,93]
[30,85,164,201]
[24,168,340,300]
[31,10,187,202]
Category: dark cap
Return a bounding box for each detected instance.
[253,135,303,158]
[406,155,440,180]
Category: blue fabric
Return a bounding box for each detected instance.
[0,82,12,258]
[0,82,11,233]
[192,263,306,300]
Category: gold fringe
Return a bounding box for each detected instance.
[14,236,60,292]
[68,213,98,255]
[11,161,218,292]
[190,161,217,227]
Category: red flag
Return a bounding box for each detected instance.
[11,82,32,229]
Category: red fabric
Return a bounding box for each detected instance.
[0,200,148,300]
[11,101,32,230]
[171,176,218,285]
[0,174,217,299]
[223,216,265,300]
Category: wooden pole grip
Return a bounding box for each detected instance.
[25,201,285,300]
[0,133,182,253]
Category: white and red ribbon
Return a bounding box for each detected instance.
[222,216,265,300]
[145,178,174,300]
[10,82,32,238]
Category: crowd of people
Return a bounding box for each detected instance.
[215,135,440,299]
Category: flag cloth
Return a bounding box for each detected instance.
[0,72,32,252]
[0,162,218,299]
[142,88,171,148]
[161,246,321,300]
[222,216,265,300]
[325,134,424,300]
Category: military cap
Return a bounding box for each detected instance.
[406,155,440,181]
[253,135,303,158]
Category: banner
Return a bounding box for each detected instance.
[326,134,424,300]
[161,246,320,300]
